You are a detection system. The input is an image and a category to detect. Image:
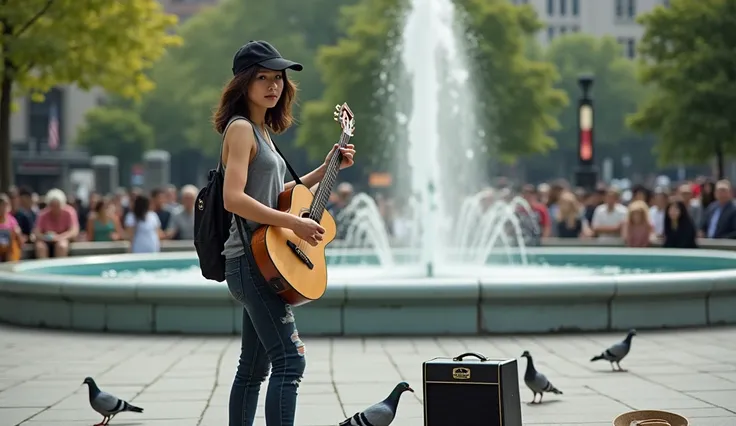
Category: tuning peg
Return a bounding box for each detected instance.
[335,104,341,111]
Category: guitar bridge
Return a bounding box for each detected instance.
[287,240,314,270]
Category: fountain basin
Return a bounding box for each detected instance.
[1,248,736,335]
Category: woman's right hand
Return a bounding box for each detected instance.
[290,216,326,246]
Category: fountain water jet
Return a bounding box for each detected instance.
[333,0,538,275]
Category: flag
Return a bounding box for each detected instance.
[48,103,60,150]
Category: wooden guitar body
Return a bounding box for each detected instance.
[250,184,337,307]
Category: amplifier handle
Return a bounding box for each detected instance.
[453,352,489,362]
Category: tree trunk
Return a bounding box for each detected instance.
[0,62,13,194]
[715,141,725,180]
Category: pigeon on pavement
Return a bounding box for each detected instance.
[590,329,637,371]
[339,381,414,426]
[82,377,143,426]
[520,351,563,404]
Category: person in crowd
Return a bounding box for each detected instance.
[166,185,197,240]
[32,188,79,258]
[86,197,124,242]
[700,179,716,211]
[648,187,669,238]
[663,200,697,248]
[12,186,37,240]
[700,179,736,239]
[519,184,551,243]
[555,191,591,238]
[623,200,653,247]
[591,188,627,241]
[678,183,702,230]
[631,184,652,205]
[582,188,604,224]
[149,187,172,232]
[0,194,23,262]
[124,195,162,254]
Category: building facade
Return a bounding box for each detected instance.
[515,0,670,57]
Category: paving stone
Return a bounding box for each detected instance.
[1,324,736,425]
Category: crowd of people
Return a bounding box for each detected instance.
[0,175,734,262]
[501,177,734,248]
[0,184,198,262]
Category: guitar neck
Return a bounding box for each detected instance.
[309,132,352,222]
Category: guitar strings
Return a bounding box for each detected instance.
[297,126,351,252]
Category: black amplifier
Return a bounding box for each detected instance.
[423,352,522,426]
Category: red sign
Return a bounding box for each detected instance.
[579,129,592,161]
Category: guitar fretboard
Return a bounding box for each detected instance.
[309,131,351,223]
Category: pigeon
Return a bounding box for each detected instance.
[338,381,413,426]
[82,377,143,426]
[520,351,563,404]
[590,329,637,371]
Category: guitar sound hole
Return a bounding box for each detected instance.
[299,211,310,219]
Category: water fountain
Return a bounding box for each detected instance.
[1,0,736,335]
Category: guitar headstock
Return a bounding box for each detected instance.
[333,103,355,137]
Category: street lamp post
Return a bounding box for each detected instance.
[575,74,598,192]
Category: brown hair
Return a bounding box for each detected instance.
[212,66,297,135]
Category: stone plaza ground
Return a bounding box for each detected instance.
[1,324,735,426]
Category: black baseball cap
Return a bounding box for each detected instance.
[232,40,303,76]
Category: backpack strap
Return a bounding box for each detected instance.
[217,115,302,185]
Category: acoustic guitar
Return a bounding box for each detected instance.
[251,103,355,307]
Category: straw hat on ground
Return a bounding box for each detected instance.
[613,410,688,426]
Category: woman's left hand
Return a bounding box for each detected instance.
[324,143,356,170]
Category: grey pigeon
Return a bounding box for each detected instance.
[590,329,637,371]
[338,381,413,426]
[82,377,143,426]
[520,351,563,404]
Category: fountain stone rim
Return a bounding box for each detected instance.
[1,247,736,334]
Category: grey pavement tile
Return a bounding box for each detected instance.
[1,324,736,425]
[0,408,37,426]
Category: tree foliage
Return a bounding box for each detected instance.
[457,0,567,160]
[299,0,567,173]
[627,0,736,177]
[76,107,155,185]
[296,0,409,174]
[138,0,355,164]
[0,0,180,191]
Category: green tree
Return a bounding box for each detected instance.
[628,0,736,179]
[0,0,180,192]
[523,34,650,181]
[76,107,155,185]
[139,0,357,165]
[298,0,567,179]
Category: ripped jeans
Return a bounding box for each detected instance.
[225,254,306,426]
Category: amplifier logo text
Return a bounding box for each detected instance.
[452,367,471,380]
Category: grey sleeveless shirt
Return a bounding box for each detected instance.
[221,116,288,259]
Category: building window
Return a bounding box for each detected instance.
[547,0,554,15]
[28,87,64,151]
[572,0,579,16]
[560,0,566,16]
[628,0,637,18]
[615,0,624,18]
[571,25,579,32]
[627,38,636,58]
[547,26,555,42]
[560,26,567,35]
[662,0,670,7]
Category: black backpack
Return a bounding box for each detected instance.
[194,117,246,282]
[194,163,233,282]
